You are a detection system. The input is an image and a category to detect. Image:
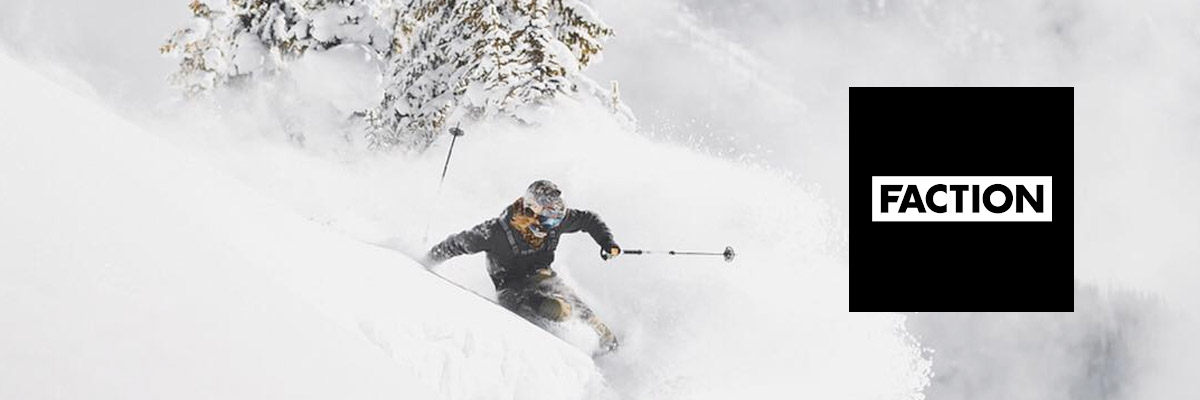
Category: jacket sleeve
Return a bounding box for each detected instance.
[562,209,618,250]
[424,220,496,267]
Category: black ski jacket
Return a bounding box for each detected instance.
[425,206,617,290]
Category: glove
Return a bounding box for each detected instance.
[600,245,621,261]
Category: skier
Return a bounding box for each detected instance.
[421,180,622,354]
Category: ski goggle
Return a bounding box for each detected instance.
[538,214,563,229]
[524,193,565,229]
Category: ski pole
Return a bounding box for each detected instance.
[438,123,465,191]
[424,124,466,244]
[622,246,737,263]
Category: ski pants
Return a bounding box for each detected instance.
[496,268,617,350]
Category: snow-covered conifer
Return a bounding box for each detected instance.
[162,0,387,96]
[164,0,628,150]
[365,0,626,150]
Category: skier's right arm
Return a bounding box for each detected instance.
[422,220,495,268]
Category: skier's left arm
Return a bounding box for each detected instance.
[563,209,621,260]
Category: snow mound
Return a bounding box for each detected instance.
[0,51,607,400]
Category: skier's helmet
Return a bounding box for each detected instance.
[523,180,565,230]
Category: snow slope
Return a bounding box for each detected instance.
[0,51,607,399]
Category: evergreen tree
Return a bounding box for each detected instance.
[162,0,387,96]
[364,0,623,150]
[164,0,630,150]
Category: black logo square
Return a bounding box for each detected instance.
[850,87,1074,312]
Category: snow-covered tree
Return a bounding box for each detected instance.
[162,0,388,96]
[363,0,626,150]
[163,0,629,150]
